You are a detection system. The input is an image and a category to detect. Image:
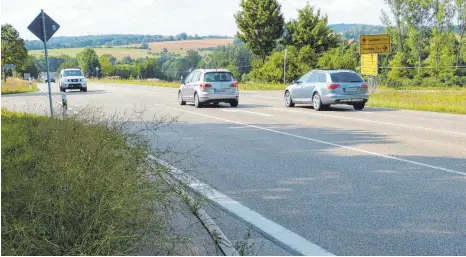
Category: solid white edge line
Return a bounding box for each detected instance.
[154,157,334,256]
[154,104,466,176]
[150,161,239,256]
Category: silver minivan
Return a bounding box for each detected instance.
[284,70,369,111]
[178,69,239,108]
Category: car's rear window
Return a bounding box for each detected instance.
[64,70,83,77]
[203,72,233,82]
[330,72,363,83]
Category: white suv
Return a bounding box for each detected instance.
[59,68,87,92]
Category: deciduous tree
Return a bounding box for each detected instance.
[234,0,285,62]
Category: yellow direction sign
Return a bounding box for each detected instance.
[360,34,391,54]
[361,54,378,76]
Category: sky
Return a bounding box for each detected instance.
[1,0,389,40]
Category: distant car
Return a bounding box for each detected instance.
[178,69,239,108]
[284,70,369,111]
[45,77,55,83]
[58,68,87,92]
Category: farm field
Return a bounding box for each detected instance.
[28,38,234,59]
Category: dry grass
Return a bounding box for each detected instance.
[1,77,39,94]
[1,107,185,255]
[142,38,233,52]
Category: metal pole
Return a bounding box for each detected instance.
[42,9,54,119]
[283,48,287,84]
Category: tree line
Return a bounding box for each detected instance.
[25,34,230,50]
[232,0,466,86]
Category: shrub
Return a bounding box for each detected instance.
[1,108,172,255]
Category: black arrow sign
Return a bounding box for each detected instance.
[363,37,367,43]
[383,45,388,51]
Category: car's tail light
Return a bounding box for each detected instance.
[200,83,212,88]
[230,81,238,87]
[361,83,368,89]
[328,83,340,90]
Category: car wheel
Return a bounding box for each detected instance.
[230,100,239,107]
[284,90,295,107]
[353,102,365,110]
[178,91,186,105]
[194,93,202,108]
[312,93,324,111]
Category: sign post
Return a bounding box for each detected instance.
[96,66,100,79]
[283,48,287,84]
[28,10,60,119]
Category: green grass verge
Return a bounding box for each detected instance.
[368,89,466,114]
[1,109,175,255]
[1,78,39,94]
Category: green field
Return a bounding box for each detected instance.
[1,77,39,94]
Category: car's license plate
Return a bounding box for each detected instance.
[346,87,359,92]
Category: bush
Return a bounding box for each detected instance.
[1,109,172,255]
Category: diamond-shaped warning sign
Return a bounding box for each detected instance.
[203,55,212,65]
[27,11,60,42]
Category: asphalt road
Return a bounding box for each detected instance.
[3,82,466,255]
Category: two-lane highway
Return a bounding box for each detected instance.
[3,82,465,255]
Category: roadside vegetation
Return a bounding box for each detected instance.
[1,77,38,94]
[369,89,466,114]
[1,108,182,255]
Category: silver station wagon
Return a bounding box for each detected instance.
[178,69,239,108]
[284,70,369,111]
